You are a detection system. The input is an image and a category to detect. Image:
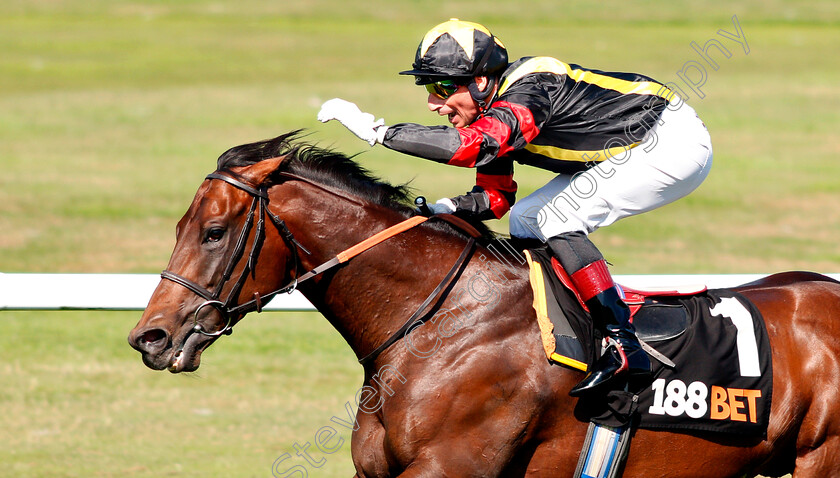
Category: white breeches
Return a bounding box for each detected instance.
[509,102,713,241]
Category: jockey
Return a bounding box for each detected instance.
[317,19,713,396]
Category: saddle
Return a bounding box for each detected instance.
[524,246,773,437]
[524,248,704,371]
[523,247,774,476]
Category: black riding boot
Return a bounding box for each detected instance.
[546,232,651,397]
[568,286,651,396]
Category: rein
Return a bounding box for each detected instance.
[161,170,478,365]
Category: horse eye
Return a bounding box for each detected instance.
[205,227,226,243]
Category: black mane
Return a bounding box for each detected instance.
[216,131,497,240]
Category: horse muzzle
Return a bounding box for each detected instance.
[128,320,214,373]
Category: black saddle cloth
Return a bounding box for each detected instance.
[527,247,773,437]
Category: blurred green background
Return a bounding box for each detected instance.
[1,1,837,476]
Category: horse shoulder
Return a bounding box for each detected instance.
[357,270,566,475]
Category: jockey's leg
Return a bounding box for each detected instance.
[509,102,713,394]
[547,231,650,396]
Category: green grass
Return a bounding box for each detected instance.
[0,311,361,477]
[1,1,837,476]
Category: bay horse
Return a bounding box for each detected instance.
[129,132,840,477]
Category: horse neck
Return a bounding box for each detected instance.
[271,181,468,361]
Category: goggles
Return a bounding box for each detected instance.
[425,79,461,100]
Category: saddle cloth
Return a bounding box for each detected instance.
[525,247,773,436]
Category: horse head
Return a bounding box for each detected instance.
[128,140,301,373]
[128,131,466,372]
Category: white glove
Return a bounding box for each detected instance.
[317,98,388,146]
[428,198,457,215]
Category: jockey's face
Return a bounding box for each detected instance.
[427,76,491,128]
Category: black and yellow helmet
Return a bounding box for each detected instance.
[399,19,508,85]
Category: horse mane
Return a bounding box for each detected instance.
[215,131,498,241]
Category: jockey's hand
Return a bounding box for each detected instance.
[317,98,388,146]
[428,198,457,215]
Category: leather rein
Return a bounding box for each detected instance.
[160,169,478,366]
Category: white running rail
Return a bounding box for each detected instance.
[1,273,838,311]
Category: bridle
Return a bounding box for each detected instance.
[160,168,478,365]
[160,172,310,338]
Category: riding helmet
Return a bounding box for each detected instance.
[399,19,508,85]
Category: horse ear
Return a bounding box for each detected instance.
[238,155,289,186]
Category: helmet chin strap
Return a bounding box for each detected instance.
[468,76,497,112]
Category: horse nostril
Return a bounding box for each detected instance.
[141,328,167,345]
[131,328,169,353]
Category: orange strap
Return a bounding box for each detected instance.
[336,215,428,263]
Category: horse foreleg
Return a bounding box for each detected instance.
[792,436,840,477]
[389,440,525,477]
[393,462,446,478]
[393,454,483,478]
